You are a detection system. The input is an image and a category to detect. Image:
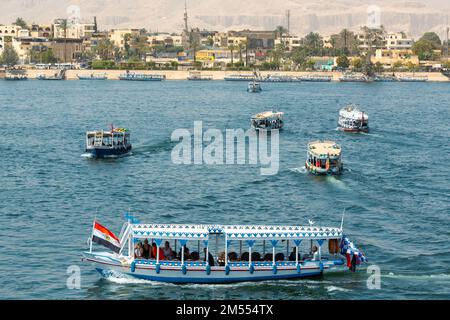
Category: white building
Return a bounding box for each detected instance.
[108,29,141,49]
[53,19,95,39]
[384,32,414,50]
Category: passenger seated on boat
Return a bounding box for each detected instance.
[190,251,200,261]
[204,248,215,266]
[142,239,150,259]
[240,252,249,262]
[288,249,301,262]
[311,246,319,261]
[177,246,190,260]
[134,243,144,259]
[162,241,174,260]
[218,252,226,266]
[275,253,285,261]
[263,253,273,261]
[251,252,261,262]
[228,252,238,261]
[151,243,165,260]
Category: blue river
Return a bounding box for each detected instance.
[0,79,449,299]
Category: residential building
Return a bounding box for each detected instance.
[385,32,414,50]
[108,29,141,49]
[30,24,53,39]
[53,19,96,40]
[50,38,84,62]
[371,49,419,67]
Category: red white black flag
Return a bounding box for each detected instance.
[91,221,121,253]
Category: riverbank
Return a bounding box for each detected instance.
[5,69,450,82]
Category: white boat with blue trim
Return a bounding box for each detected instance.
[82,216,366,284]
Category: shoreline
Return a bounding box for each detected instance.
[2,69,449,82]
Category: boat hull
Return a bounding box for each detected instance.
[338,127,369,133]
[85,146,132,158]
[305,162,342,175]
[84,253,346,284]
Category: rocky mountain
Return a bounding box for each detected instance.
[1,0,449,38]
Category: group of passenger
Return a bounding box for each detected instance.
[134,239,320,265]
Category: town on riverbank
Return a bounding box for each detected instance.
[1,6,450,81]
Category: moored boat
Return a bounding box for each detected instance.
[37,69,66,80]
[119,71,165,81]
[187,71,213,80]
[300,74,332,82]
[77,73,107,80]
[247,81,262,92]
[338,104,369,133]
[260,74,301,82]
[82,216,367,284]
[224,74,256,81]
[397,75,428,82]
[4,73,28,80]
[339,73,371,82]
[251,111,284,130]
[85,126,132,158]
[373,74,398,82]
[305,140,343,175]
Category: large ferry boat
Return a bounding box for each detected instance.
[338,104,369,133]
[339,73,371,82]
[305,140,343,175]
[85,127,132,158]
[77,73,107,80]
[224,74,256,81]
[119,71,165,81]
[82,216,367,284]
[299,74,332,82]
[251,111,284,130]
[187,71,213,80]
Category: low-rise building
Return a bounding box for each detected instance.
[53,19,96,39]
[385,32,414,50]
[371,49,419,67]
[108,29,141,49]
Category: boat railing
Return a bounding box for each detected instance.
[134,259,324,268]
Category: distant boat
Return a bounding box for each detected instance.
[4,73,28,80]
[247,81,262,92]
[373,75,398,82]
[261,74,301,82]
[300,74,332,82]
[339,73,371,82]
[119,71,165,81]
[224,74,256,81]
[251,111,284,130]
[338,104,369,133]
[397,75,428,82]
[37,70,65,80]
[187,71,212,80]
[77,73,107,80]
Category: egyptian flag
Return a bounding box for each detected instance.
[92,221,121,253]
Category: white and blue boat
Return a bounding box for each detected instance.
[247,81,262,92]
[224,74,256,81]
[119,71,165,81]
[77,73,107,80]
[82,216,367,284]
[300,74,332,82]
[85,127,132,158]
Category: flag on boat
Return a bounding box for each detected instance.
[92,221,121,253]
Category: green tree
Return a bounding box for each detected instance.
[374,61,383,73]
[303,32,323,56]
[331,29,360,56]
[13,17,28,29]
[419,32,441,48]
[58,19,69,63]
[351,57,362,70]
[412,39,437,61]
[94,39,115,60]
[336,55,350,69]
[228,44,236,65]
[274,25,288,50]
[0,47,19,66]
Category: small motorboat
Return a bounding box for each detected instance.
[85,126,132,158]
[251,111,284,130]
[338,104,369,133]
[305,140,343,175]
[247,81,262,92]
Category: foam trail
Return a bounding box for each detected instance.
[290,166,307,174]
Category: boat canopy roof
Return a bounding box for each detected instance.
[86,128,130,136]
[308,140,341,157]
[129,223,342,241]
[252,111,284,120]
[339,105,368,120]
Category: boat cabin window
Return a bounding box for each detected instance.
[130,236,343,265]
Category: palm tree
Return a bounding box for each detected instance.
[59,19,69,63]
[274,26,288,50]
[228,44,236,65]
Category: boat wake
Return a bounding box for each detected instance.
[383,272,450,281]
[289,166,307,174]
[81,153,94,158]
[325,176,348,189]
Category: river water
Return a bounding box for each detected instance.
[0,80,449,299]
